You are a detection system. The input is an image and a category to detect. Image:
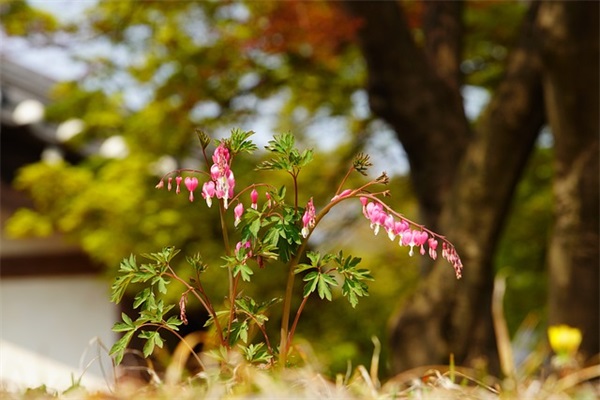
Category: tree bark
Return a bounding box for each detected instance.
[537,0,600,360]
[345,1,546,371]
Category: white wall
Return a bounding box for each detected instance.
[0,275,118,390]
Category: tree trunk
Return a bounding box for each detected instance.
[537,0,600,360]
[345,1,546,371]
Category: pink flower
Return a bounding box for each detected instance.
[155,180,164,189]
[234,202,244,227]
[442,242,463,279]
[365,202,386,235]
[208,143,235,209]
[359,197,368,206]
[235,240,252,257]
[384,214,397,240]
[394,220,410,243]
[402,229,427,256]
[227,170,235,200]
[414,231,428,255]
[202,181,215,207]
[428,238,438,260]
[167,177,173,191]
[401,230,414,255]
[301,197,316,238]
[356,198,462,278]
[184,177,198,202]
[212,143,230,165]
[251,189,258,210]
[175,176,183,194]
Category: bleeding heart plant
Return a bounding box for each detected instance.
[109,128,462,369]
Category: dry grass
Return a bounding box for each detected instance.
[2,347,598,400]
[3,278,598,399]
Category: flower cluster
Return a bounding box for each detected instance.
[235,240,252,258]
[115,130,465,370]
[156,142,236,209]
[205,143,236,209]
[360,197,462,278]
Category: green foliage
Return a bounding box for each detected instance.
[296,251,373,308]
[352,153,373,177]
[239,342,273,364]
[256,133,314,177]
[195,129,211,150]
[335,251,373,308]
[109,247,184,364]
[101,128,451,373]
[463,1,529,88]
[107,131,330,366]
[0,0,59,36]
[225,128,259,156]
[237,183,303,264]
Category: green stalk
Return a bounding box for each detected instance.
[217,200,234,346]
[278,193,354,366]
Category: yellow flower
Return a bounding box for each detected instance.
[548,324,582,355]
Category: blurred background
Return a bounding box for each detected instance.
[0,0,597,389]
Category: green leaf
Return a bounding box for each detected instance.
[233,262,254,282]
[239,343,272,364]
[263,226,281,248]
[119,254,137,273]
[228,128,257,154]
[109,330,134,365]
[230,320,249,344]
[249,218,261,238]
[352,153,373,176]
[141,332,156,358]
[195,128,211,149]
[205,345,229,363]
[133,288,152,309]
[112,320,134,333]
[141,246,180,265]
[317,274,336,301]
[255,133,313,174]
[306,251,320,265]
[294,263,315,274]
[299,149,314,167]
[155,276,169,294]
[303,271,319,297]
[110,275,133,304]
[165,315,183,330]
[186,253,208,273]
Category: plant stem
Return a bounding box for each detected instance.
[279,260,298,367]
[144,323,205,369]
[217,200,234,338]
[241,311,276,364]
[293,173,299,211]
[278,193,352,366]
[335,166,354,196]
[166,271,225,345]
[286,296,309,354]
[227,274,240,344]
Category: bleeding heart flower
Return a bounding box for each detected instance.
[234,202,244,227]
[184,177,199,202]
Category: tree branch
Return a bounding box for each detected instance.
[423,1,464,89]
